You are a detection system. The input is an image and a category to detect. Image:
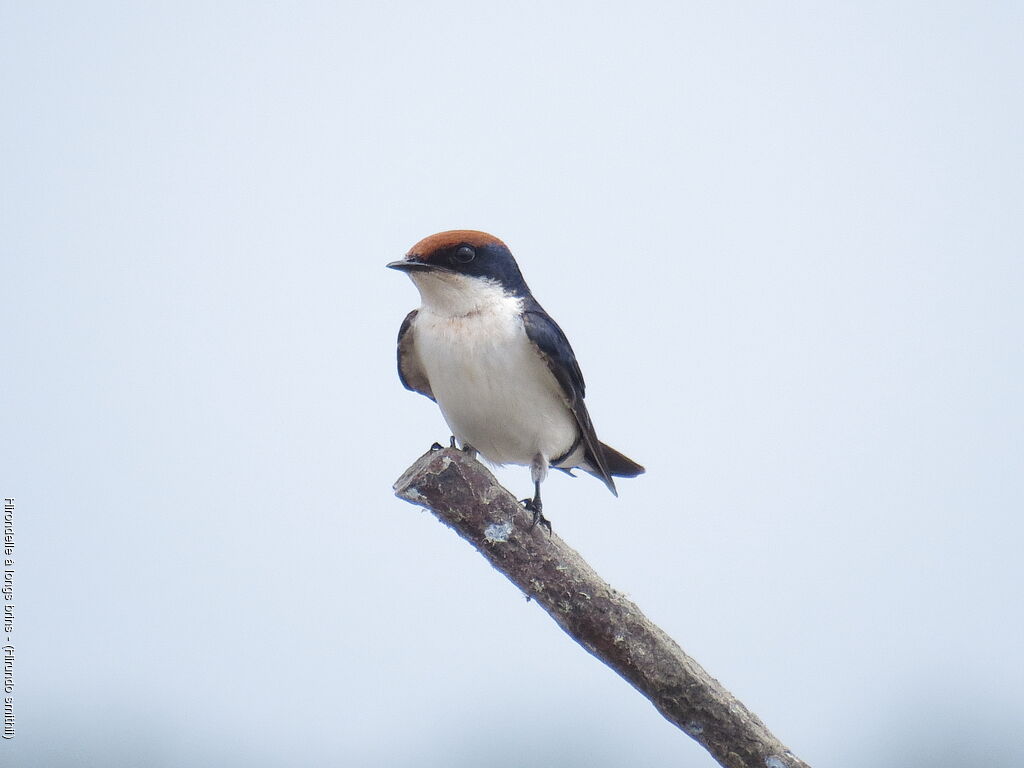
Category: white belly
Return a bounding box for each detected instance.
[415,303,579,466]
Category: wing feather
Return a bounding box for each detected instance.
[397,310,434,401]
[522,307,617,494]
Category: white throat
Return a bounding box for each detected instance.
[407,271,514,318]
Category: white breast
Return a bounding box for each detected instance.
[409,273,579,467]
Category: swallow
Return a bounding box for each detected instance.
[388,230,644,531]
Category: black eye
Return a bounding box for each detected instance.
[453,245,476,264]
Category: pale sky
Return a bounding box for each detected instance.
[2,3,1022,766]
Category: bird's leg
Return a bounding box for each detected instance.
[522,453,552,534]
[523,481,551,534]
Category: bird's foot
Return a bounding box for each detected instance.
[522,498,552,535]
[448,436,478,459]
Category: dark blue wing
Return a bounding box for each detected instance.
[522,306,617,493]
[522,308,585,399]
[397,310,434,401]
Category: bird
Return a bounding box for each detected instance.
[388,230,644,531]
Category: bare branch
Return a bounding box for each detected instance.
[394,447,811,768]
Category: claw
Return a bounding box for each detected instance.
[522,497,552,535]
[446,435,478,459]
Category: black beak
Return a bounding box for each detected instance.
[387,259,432,272]
[387,259,451,273]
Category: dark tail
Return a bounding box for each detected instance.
[579,442,645,496]
[600,442,645,477]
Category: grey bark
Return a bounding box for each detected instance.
[393,446,811,768]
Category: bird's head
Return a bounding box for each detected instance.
[388,230,531,315]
